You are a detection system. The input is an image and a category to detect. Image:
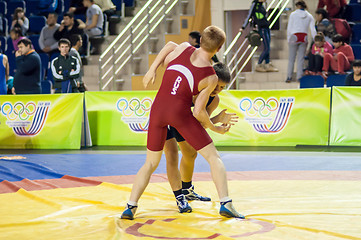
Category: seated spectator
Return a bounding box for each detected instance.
[322,34,354,75]
[315,8,335,44]
[69,0,87,15]
[81,0,104,37]
[306,32,333,75]
[10,28,26,52]
[345,60,361,86]
[54,12,85,41]
[51,38,80,93]
[94,0,116,19]
[317,0,346,18]
[39,13,60,54]
[69,34,87,92]
[11,8,29,36]
[38,0,58,14]
[0,41,9,95]
[13,38,42,94]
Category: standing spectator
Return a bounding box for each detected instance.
[54,12,85,41]
[241,0,278,72]
[306,32,333,75]
[0,41,9,95]
[315,8,335,44]
[51,38,80,93]
[11,8,29,36]
[69,0,87,15]
[81,0,104,37]
[317,0,346,18]
[322,34,354,75]
[94,0,116,19]
[10,28,26,52]
[39,13,60,54]
[345,60,361,86]
[13,39,42,94]
[69,34,87,92]
[286,0,316,82]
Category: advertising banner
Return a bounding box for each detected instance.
[0,93,83,149]
[85,91,156,146]
[330,87,361,146]
[207,89,331,146]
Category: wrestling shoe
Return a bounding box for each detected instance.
[121,204,138,220]
[219,200,245,219]
[182,185,211,201]
[176,194,192,213]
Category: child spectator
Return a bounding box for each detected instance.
[11,8,29,36]
[39,13,60,54]
[322,34,354,75]
[315,8,335,44]
[345,60,361,86]
[306,32,333,75]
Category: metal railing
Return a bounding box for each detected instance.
[98,0,179,91]
[224,0,291,90]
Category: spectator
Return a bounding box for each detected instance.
[39,13,60,54]
[11,8,29,36]
[13,38,42,94]
[315,8,335,44]
[82,0,104,37]
[69,34,87,92]
[322,34,354,75]
[10,28,26,52]
[51,38,81,93]
[345,60,361,86]
[94,0,116,19]
[38,0,58,14]
[241,0,278,72]
[317,0,346,18]
[286,0,316,82]
[188,31,200,48]
[69,0,87,15]
[0,41,9,95]
[54,12,85,41]
[306,32,333,75]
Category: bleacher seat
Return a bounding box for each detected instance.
[0,35,6,52]
[124,0,134,7]
[299,75,325,88]
[345,4,361,22]
[351,24,361,44]
[41,80,52,94]
[6,36,13,52]
[74,14,86,23]
[326,74,347,87]
[112,0,122,11]
[7,1,25,18]
[1,17,8,36]
[351,44,361,59]
[63,0,70,12]
[0,1,7,16]
[28,15,46,35]
[25,0,40,17]
[28,34,41,51]
[56,0,64,15]
[349,0,360,3]
[39,52,49,80]
[47,51,60,83]
[5,49,15,76]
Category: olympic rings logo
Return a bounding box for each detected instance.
[239,97,279,118]
[116,97,153,117]
[0,101,37,121]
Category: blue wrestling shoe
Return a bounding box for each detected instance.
[219,200,245,219]
[176,194,192,213]
[121,204,138,220]
[183,185,211,201]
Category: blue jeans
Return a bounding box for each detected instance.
[258,28,270,64]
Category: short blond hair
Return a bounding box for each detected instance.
[200,26,226,53]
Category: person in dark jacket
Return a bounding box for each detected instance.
[53,12,85,41]
[241,0,278,72]
[51,38,81,93]
[13,38,42,94]
[345,60,361,86]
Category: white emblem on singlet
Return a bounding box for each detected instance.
[167,64,194,95]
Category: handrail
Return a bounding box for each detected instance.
[99,0,179,90]
[223,0,290,90]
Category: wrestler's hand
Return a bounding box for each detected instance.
[217,109,239,125]
[213,124,231,134]
[143,70,156,88]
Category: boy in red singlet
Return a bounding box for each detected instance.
[121,26,244,220]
